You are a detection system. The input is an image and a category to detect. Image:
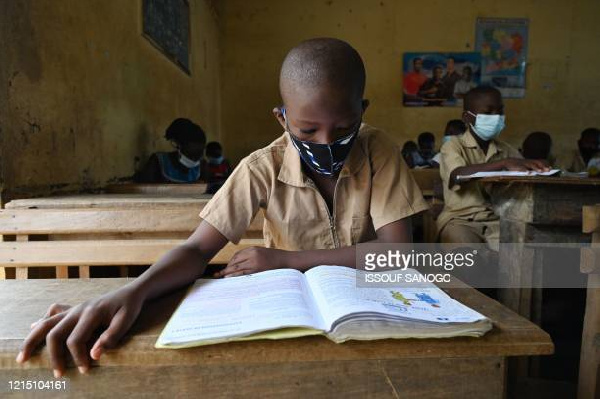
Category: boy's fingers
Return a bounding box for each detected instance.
[91,307,135,360]
[44,303,72,319]
[66,310,103,373]
[220,260,251,277]
[19,312,67,363]
[46,316,79,378]
[225,271,247,278]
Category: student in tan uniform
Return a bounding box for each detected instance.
[437,87,549,250]
[16,38,428,377]
[560,128,600,173]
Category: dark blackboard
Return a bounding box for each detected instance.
[143,0,190,73]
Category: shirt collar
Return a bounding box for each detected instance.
[460,128,503,161]
[277,125,367,187]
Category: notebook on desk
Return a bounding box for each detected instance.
[155,266,492,349]
[456,169,561,181]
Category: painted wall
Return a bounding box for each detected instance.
[219,0,600,164]
[0,0,221,200]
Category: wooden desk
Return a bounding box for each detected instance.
[580,205,600,399]
[5,194,213,210]
[104,183,208,196]
[0,279,552,398]
[481,176,600,318]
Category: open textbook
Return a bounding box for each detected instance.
[456,169,561,181]
[156,266,492,349]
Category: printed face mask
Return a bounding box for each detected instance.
[468,111,506,141]
[282,107,359,176]
[178,151,201,168]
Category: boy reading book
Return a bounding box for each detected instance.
[17,38,428,377]
[437,87,550,250]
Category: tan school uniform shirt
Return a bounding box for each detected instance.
[199,124,429,250]
[436,130,521,233]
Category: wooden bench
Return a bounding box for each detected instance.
[0,208,264,279]
[580,204,600,399]
[104,183,208,196]
[0,278,553,397]
[5,194,213,209]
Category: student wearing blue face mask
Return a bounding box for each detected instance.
[436,87,549,249]
[135,118,207,184]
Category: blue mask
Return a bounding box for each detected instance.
[282,108,360,176]
[442,135,452,144]
[207,156,224,165]
[468,111,506,141]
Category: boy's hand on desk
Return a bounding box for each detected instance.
[503,158,550,172]
[16,286,144,378]
[215,247,290,278]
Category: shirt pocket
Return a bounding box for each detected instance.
[351,215,377,244]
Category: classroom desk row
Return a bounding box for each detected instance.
[0,277,553,398]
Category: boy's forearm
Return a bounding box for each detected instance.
[286,246,356,272]
[129,244,208,302]
[449,159,507,186]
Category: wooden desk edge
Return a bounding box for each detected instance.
[0,278,554,370]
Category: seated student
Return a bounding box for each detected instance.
[521,131,554,164]
[437,87,549,250]
[17,38,429,377]
[204,141,232,194]
[431,119,467,166]
[560,127,600,173]
[401,140,426,168]
[417,132,436,165]
[135,118,207,183]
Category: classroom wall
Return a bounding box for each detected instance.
[0,0,221,200]
[218,0,600,164]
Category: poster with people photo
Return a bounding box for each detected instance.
[403,52,482,107]
[475,18,529,98]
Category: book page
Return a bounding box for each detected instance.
[456,169,560,181]
[305,266,488,330]
[156,269,326,347]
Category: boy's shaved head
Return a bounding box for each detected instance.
[280,38,366,103]
[464,86,502,111]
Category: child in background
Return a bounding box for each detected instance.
[437,87,549,250]
[204,141,232,194]
[18,38,428,378]
[402,140,425,168]
[521,131,554,165]
[417,132,436,165]
[431,119,467,167]
[560,128,600,173]
[135,118,207,184]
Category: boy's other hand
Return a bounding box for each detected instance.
[503,158,550,172]
[215,247,290,278]
[16,286,144,378]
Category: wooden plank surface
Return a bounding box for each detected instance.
[0,278,552,398]
[5,194,212,209]
[0,208,264,235]
[491,181,600,226]
[104,183,208,195]
[1,356,506,398]
[0,239,265,266]
[480,176,600,186]
[0,279,553,367]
